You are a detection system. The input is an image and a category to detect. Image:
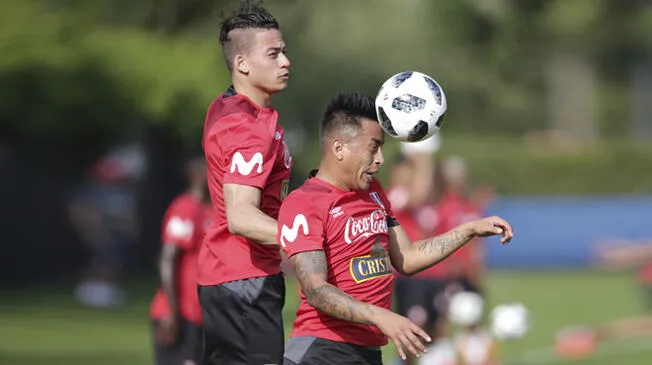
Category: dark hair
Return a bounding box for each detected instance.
[320,92,378,141]
[219,1,279,72]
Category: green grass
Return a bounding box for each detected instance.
[0,270,650,365]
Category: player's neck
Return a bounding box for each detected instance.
[445,186,465,197]
[189,187,205,202]
[232,80,271,107]
[315,165,350,192]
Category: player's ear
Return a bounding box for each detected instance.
[234,54,249,74]
[332,139,345,161]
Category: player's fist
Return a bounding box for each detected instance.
[465,216,514,244]
[371,307,431,360]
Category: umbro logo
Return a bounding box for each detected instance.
[329,206,344,218]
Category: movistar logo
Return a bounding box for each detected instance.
[230,152,263,176]
[280,214,309,247]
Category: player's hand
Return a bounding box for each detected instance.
[156,316,179,347]
[467,216,514,244]
[371,307,431,360]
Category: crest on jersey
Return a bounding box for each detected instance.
[369,192,385,209]
[280,179,290,201]
[282,140,292,169]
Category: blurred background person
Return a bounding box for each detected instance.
[389,135,497,365]
[67,143,144,308]
[435,156,497,365]
[389,135,458,365]
[435,156,486,296]
[149,156,211,365]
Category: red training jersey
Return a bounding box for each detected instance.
[407,202,451,279]
[278,177,396,347]
[386,186,427,279]
[150,193,213,325]
[436,193,483,279]
[199,87,293,286]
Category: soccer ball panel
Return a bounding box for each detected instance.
[375,71,447,142]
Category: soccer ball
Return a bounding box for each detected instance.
[490,303,531,341]
[375,71,447,142]
[448,291,484,327]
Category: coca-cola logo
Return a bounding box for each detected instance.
[344,209,388,244]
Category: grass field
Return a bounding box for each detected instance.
[1,270,650,365]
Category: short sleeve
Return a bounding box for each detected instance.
[216,115,275,189]
[161,200,196,250]
[277,193,326,258]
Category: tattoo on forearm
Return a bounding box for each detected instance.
[291,251,374,326]
[306,285,374,325]
[416,228,472,258]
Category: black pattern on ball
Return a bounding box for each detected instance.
[392,72,413,88]
[407,120,429,142]
[377,107,398,136]
[423,76,443,105]
[391,94,426,113]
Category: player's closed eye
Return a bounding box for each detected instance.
[268,48,287,58]
[370,142,382,154]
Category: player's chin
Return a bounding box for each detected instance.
[266,81,288,95]
[276,78,289,90]
[358,175,372,190]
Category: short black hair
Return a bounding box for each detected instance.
[219,1,279,72]
[320,92,378,142]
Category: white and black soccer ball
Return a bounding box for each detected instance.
[490,303,531,341]
[375,71,447,142]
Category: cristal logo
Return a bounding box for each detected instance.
[344,209,388,244]
[230,152,263,176]
[280,214,309,247]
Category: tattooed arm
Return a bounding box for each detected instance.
[289,250,380,325]
[389,217,514,276]
[290,249,434,359]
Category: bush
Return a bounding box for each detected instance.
[0,2,228,147]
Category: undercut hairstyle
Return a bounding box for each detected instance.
[218,0,280,72]
[320,92,378,144]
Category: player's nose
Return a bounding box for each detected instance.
[279,53,291,68]
[375,147,384,166]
